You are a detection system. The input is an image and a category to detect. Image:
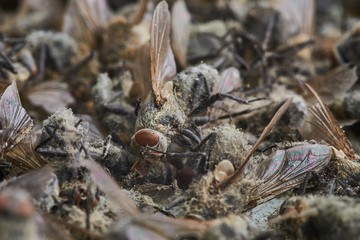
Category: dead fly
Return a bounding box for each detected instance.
[131,0,187,158]
[276,196,360,240]
[135,1,262,136]
[166,98,335,218]
[82,159,277,240]
[131,1,262,186]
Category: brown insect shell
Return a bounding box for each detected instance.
[130,128,168,158]
[214,160,235,183]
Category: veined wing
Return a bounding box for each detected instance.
[299,83,356,160]
[4,134,48,175]
[245,144,332,209]
[26,80,75,113]
[63,0,112,47]
[304,64,357,105]
[150,0,177,105]
[0,81,33,154]
[171,0,191,69]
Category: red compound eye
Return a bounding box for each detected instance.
[134,129,160,147]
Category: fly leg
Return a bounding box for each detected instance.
[296,171,315,195]
[327,178,356,196]
[189,92,265,116]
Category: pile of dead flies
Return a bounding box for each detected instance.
[1,0,360,239]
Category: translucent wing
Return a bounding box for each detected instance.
[63,0,112,47]
[0,81,33,154]
[75,114,103,140]
[4,134,48,175]
[276,0,315,36]
[150,0,177,105]
[246,144,332,209]
[131,43,152,101]
[213,67,242,94]
[26,80,75,113]
[4,166,56,202]
[299,83,356,160]
[224,98,293,187]
[211,67,242,117]
[171,0,191,68]
[304,64,357,104]
[81,159,140,216]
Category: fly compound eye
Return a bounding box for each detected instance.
[131,129,168,157]
[134,129,160,147]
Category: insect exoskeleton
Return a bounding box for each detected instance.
[130,128,168,158]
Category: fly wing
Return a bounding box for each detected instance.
[246,144,332,209]
[150,0,177,105]
[210,67,242,117]
[26,80,75,113]
[171,0,190,69]
[0,81,33,154]
[81,159,140,217]
[4,166,57,203]
[224,98,293,187]
[213,67,242,95]
[63,0,112,47]
[276,0,315,36]
[131,43,151,101]
[4,134,48,175]
[303,64,357,104]
[299,83,356,160]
